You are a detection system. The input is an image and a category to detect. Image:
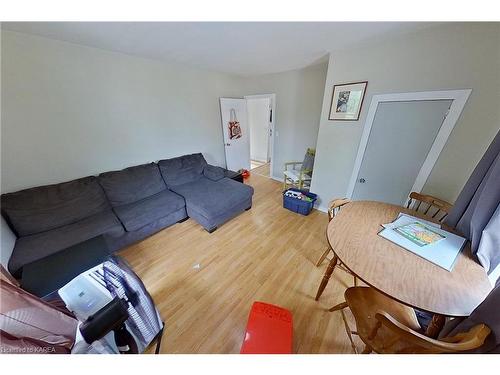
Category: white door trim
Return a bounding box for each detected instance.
[244,93,276,178]
[346,89,472,201]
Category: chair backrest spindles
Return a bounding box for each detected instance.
[407,192,452,223]
[327,198,351,222]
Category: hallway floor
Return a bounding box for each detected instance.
[251,161,270,177]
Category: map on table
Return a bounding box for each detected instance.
[394,222,445,247]
[378,213,466,271]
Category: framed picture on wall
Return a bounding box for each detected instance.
[328,81,368,121]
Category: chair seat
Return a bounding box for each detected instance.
[346,287,422,334]
[345,287,423,353]
[334,286,491,354]
[284,169,311,183]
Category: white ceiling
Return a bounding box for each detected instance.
[2,22,435,76]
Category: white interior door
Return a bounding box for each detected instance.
[352,100,452,205]
[247,97,271,163]
[220,98,250,171]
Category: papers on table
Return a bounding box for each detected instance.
[378,213,466,272]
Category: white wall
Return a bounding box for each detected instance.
[1,30,328,193]
[1,30,241,193]
[0,28,15,270]
[238,62,328,179]
[247,97,270,162]
[311,23,500,210]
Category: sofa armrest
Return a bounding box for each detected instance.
[203,165,226,181]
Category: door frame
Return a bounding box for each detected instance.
[346,89,472,201]
[244,93,276,178]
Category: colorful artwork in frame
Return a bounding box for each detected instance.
[328,81,368,121]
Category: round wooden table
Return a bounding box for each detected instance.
[316,201,492,337]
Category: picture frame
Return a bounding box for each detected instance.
[328,81,368,121]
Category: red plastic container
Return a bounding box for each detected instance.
[240,301,293,354]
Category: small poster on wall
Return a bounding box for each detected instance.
[329,81,367,121]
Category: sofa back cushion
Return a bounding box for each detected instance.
[1,176,110,237]
[158,153,208,187]
[98,163,166,207]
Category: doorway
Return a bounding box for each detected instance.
[219,94,275,176]
[246,94,275,178]
[347,89,471,205]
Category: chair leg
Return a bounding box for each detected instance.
[329,301,348,312]
[362,345,372,354]
[340,310,358,354]
[315,247,331,267]
[426,313,446,338]
[353,276,358,286]
[315,255,338,301]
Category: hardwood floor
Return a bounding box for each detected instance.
[251,162,271,178]
[250,159,266,169]
[119,174,359,353]
[250,163,271,177]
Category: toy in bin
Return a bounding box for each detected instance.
[284,190,313,202]
[240,302,293,354]
[283,188,317,216]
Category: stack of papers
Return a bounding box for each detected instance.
[378,213,466,272]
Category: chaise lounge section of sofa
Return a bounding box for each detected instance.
[158,154,254,232]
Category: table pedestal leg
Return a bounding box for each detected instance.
[425,313,446,338]
[315,255,338,301]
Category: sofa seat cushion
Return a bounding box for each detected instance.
[113,189,186,232]
[170,177,254,220]
[8,210,124,275]
[1,176,110,237]
[158,153,208,187]
[98,163,167,206]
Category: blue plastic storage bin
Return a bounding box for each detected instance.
[283,188,318,216]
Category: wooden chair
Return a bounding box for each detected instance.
[283,148,315,190]
[406,192,453,223]
[315,198,357,286]
[330,286,491,354]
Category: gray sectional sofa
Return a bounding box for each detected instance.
[1,153,253,276]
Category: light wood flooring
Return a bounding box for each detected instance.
[119,174,359,353]
[251,162,271,178]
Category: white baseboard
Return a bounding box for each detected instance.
[315,205,328,213]
[271,175,282,183]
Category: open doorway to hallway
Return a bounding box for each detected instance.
[246,94,275,178]
[219,94,275,177]
[250,160,271,177]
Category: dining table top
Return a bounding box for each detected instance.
[327,200,493,317]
